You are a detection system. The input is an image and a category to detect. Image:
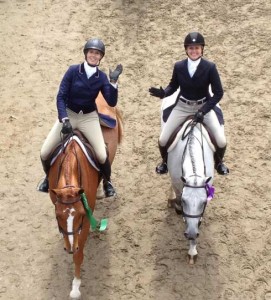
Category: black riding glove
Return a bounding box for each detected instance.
[193,111,204,123]
[61,119,73,134]
[149,86,165,99]
[109,64,123,83]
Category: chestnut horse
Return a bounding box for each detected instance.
[48,96,123,299]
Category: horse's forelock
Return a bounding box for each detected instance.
[52,187,82,200]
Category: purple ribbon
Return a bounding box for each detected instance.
[206,183,215,202]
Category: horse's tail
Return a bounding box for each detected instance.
[116,107,124,144]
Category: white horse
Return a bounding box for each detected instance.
[160,89,216,264]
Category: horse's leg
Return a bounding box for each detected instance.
[70,276,81,299]
[167,184,176,208]
[96,180,104,199]
[70,229,88,299]
[187,239,198,265]
[69,249,83,299]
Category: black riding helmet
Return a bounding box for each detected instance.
[83,38,105,56]
[184,32,205,48]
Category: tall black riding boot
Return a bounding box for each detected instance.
[156,144,168,174]
[215,146,229,175]
[37,158,50,193]
[99,158,116,198]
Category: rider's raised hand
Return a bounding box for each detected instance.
[61,119,73,134]
[149,86,165,99]
[109,64,123,83]
[193,111,204,123]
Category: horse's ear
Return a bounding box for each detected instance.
[50,188,63,198]
[50,189,58,195]
[181,176,186,183]
[205,177,212,184]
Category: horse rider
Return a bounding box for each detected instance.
[149,32,229,176]
[37,38,123,197]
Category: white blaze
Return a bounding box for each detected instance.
[64,208,76,249]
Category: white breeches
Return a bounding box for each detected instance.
[40,109,107,163]
[159,100,227,148]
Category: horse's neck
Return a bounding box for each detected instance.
[58,143,81,188]
[183,131,205,177]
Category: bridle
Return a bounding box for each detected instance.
[55,185,85,236]
[181,183,208,222]
[53,137,85,236]
[180,121,209,223]
[57,217,83,236]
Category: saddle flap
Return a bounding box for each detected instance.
[96,92,117,128]
[48,131,100,171]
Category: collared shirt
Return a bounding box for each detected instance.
[84,61,97,79]
[187,57,201,77]
[164,58,224,115]
[84,61,117,88]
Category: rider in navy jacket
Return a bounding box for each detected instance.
[57,63,118,121]
[164,58,224,115]
[149,32,229,176]
[38,38,123,197]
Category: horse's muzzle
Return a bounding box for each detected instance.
[64,246,79,254]
[184,232,199,240]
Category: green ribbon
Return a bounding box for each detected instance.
[81,192,108,231]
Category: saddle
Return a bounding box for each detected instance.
[46,93,116,171]
[96,92,117,128]
[47,130,100,171]
[165,118,217,153]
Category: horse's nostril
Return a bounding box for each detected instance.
[64,247,67,251]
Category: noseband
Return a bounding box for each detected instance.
[181,184,208,220]
[57,217,83,236]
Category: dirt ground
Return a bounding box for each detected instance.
[0,0,271,299]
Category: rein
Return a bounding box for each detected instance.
[181,121,207,178]
[180,120,210,220]
[53,133,108,235]
[56,132,82,187]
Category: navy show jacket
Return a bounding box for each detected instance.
[56,63,118,121]
[164,58,224,114]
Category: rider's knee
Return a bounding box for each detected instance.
[216,138,227,149]
[40,149,49,161]
[97,151,107,164]
[158,136,167,147]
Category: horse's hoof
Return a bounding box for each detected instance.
[188,254,197,265]
[175,203,182,215]
[69,291,81,299]
[167,199,176,208]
